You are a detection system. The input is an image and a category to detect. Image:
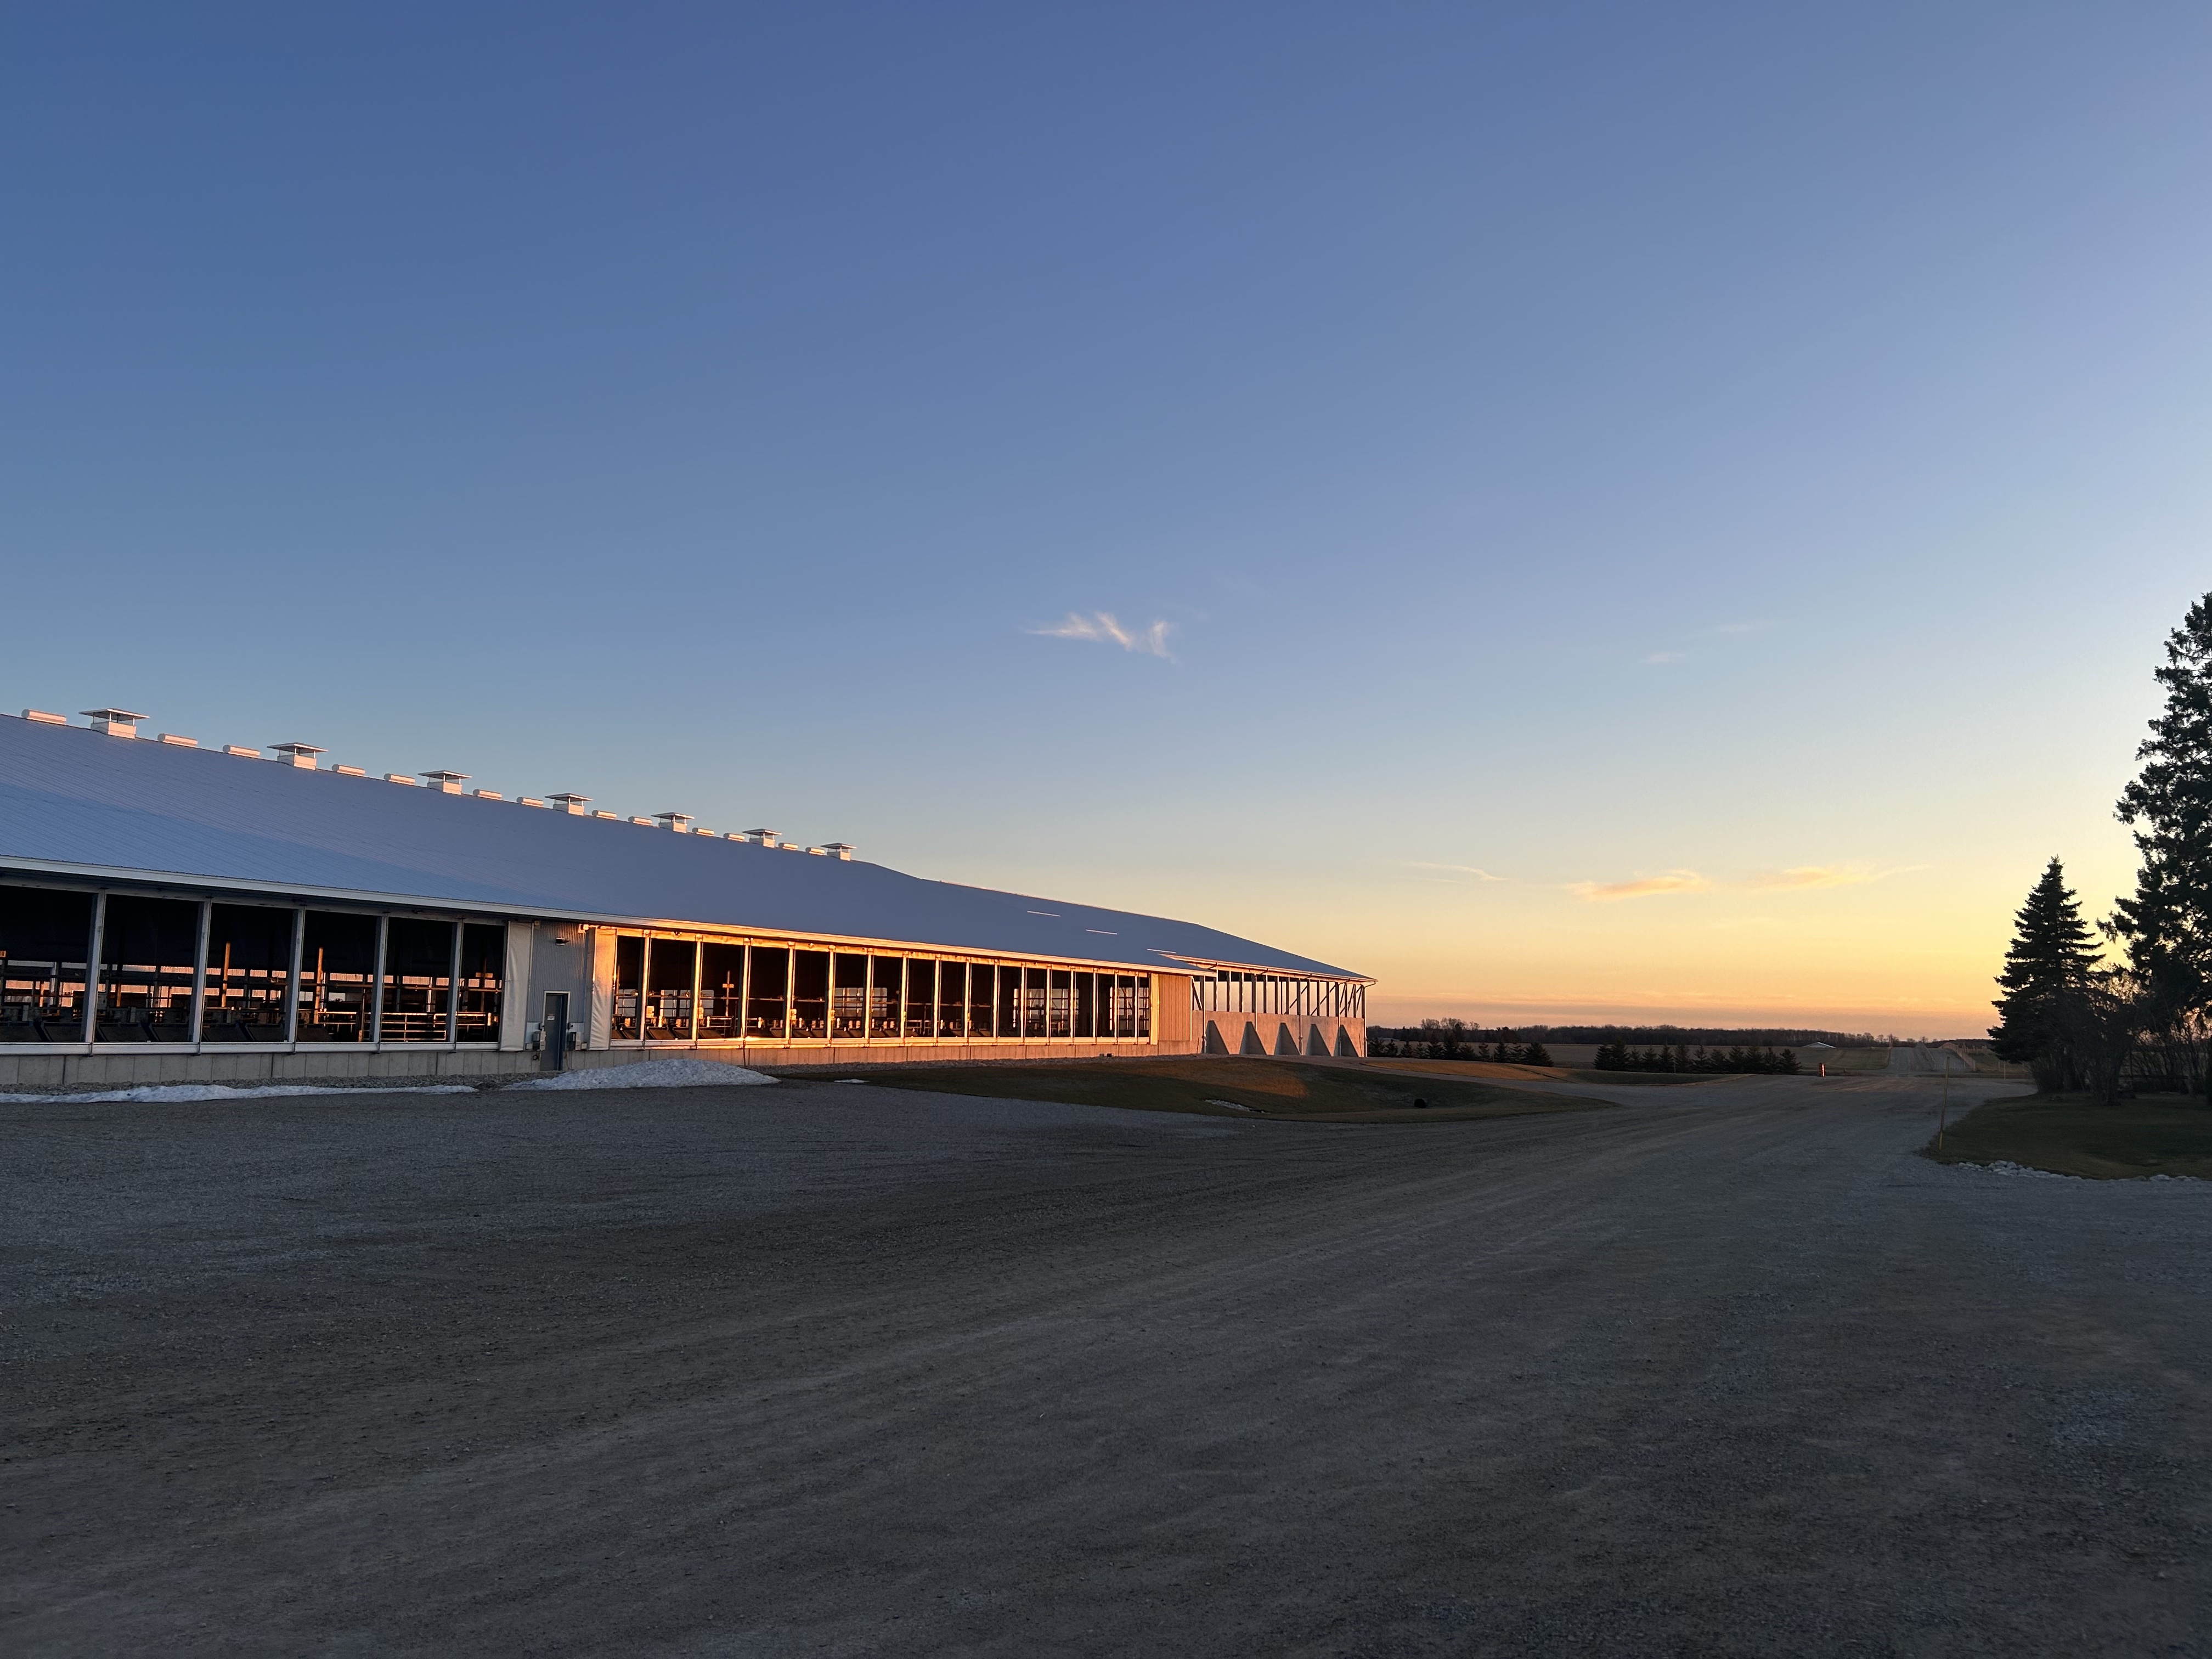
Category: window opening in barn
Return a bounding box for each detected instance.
[791,949,830,1038]
[645,937,697,1040]
[202,904,294,1041]
[968,963,995,1037]
[0,884,94,1041]
[831,952,868,1038]
[1137,976,1152,1039]
[905,959,936,1039]
[938,962,967,1037]
[94,895,198,1041]
[1020,967,1047,1038]
[612,935,645,1040]
[454,923,506,1043]
[699,943,744,1038]
[996,964,1020,1038]
[299,911,379,1042]
[1073,970,1095,1039]
[746,945,790,1039]
[868,956,903,1039]
[1048,969,1072,1037]
[381,918,455,1042]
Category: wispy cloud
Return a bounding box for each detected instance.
[1751,864,1923,890]
[1563,862,1922,901]
[1030,612,1173,658]
[1567,870,1712,901]
[1406,862,1509,882]
[1638,619,1771,665]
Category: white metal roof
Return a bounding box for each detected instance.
[0,715,1366,981]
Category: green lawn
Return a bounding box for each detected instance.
[776,1056,1612,1124]
[1925,1091,2212,1179]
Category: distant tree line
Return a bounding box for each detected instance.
[1480,1024,1886,1047]
[1368,1019,1551,1065]
[1593,1041,1799,1075]
[1365,1019,1832,1071]
[1991,591,2212,1102]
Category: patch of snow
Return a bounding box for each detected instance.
[1206,1098,1252,1112]
[1950,1159,2205,1184]
[506,1057,775,1091]
[0,1082,474,1105]
[1980,1160,2076,1180]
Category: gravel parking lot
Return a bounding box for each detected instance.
[5,1070,2209,1656]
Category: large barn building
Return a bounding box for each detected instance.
[0,709,1370,1088]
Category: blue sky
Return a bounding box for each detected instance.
[5,4,2209,1031]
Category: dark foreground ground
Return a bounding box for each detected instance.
[5,1070,2209,1656]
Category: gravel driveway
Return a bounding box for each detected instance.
[4,1071,2207,1656]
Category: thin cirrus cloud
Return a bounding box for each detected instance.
[1638,620,1772,665]
[1568,871,1713,901]
[1029,612,1173,658]
[1404,862,1510,882]
[1567,864,1922,900]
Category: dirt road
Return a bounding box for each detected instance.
[6,1072,2208,1656]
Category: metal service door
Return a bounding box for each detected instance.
[541,991,570,1072]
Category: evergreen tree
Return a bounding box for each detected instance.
[1524,1042,1553,1066]
[1989,857,2101,1091]
[2110,594,2212,1086]
[1691,1045,1711,1071]
[1778,1048,1799,1075]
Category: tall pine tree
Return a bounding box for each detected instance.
[1989,857,2100,1091]
[2111,592,2212,1048]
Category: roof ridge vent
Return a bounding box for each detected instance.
[22,709,67,725]
[820,842,855,861]
[547,793,591,815]
[653,812,695,832]
[742,828,780,848]
[83,708,146,738]
[420,770,469,794]
[271,742,325,769]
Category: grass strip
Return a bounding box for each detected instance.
[789,1056,1611,1123]
[1368,1057,1707,1087]
[1925,1091,2212,1179]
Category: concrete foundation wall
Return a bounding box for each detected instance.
[1200,1015,1366,1060]
[0,1036,1204,1089]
